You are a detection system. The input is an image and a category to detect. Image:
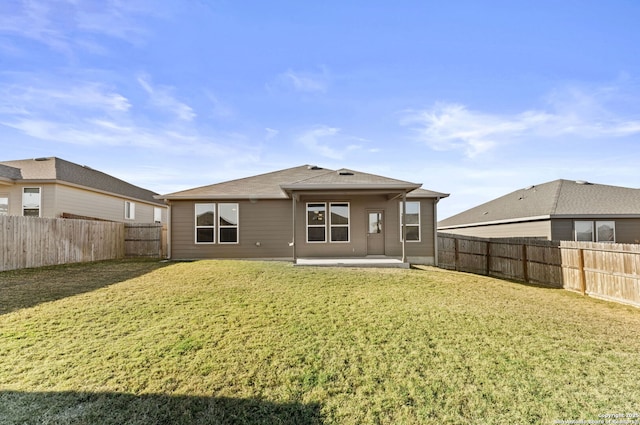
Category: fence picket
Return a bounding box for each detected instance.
[438,233,640,308]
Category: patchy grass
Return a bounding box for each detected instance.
[1,260,640,424]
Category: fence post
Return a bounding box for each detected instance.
[522,244,529,283]
[454,237,459,271]
[577,248,587,295]
[485,241,491,276]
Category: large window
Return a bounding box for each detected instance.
[195,203,239,244]
[400,201,420,242]
[195,203,215,243]
[330,203,350,242]
[22,187,41,217]
[574,220,616,242]
[219,203,239,244]
[0,195,8,216]
[307,202,350,243]
[307,203,326,242]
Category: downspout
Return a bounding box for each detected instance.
[433,197,439,267]
[402,191,407,263]
[166,201,172,259]
[292,194,297,263]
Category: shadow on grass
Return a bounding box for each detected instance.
[0,260,170,315]
[0,390,324,425]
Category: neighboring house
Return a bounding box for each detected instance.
[157,165,449,264]
[0,157,167,224]
[438,179,640,243]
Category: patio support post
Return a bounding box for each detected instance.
[292,194,297,263]
[402,191,407,263]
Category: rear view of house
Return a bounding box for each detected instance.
[0,157,167,224]
[158,165,448,265]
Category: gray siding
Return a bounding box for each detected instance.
[55,185,163,223]
[552,218,640,243]
[439,220,552,239]
[170,199,294,260]
[0,183,166,224]
[169,196,439,263]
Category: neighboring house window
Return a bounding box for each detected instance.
[330,202,350,242]
[307,203,326,242]
[219,203,239,244]
[22,187,41,217]
[400,201,421,241]
[0,195,8,216]
[574,221,593,241]
[195,203,215,243]
[596,221,615,242]
[154,207,162,223]
[574,220,616,242]
[124,201,136,220]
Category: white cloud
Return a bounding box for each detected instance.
[296,125,366,160]
[0,80,131,115]
[265,128,279,140]
[0,0,155,55]
[402,86,640,158]
[137,75,196,121]
[270,68,330,93]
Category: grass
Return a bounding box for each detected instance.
[1,260,640,424]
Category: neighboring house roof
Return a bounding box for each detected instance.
[159,165,449,200]
[439,179,640,229]
[0,157,164,206]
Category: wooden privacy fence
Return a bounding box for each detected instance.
[0,216,125,272]
[1,217,166,272]
[438,233,563,287]
[560,241,640,307]
[438,233,640,308]
[124,223,164,258]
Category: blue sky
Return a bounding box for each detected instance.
[2,0,640,219]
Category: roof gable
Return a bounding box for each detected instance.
[439,179,640,228]
[160,165,448,200]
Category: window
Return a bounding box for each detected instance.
[574,221,593,241]
[124,201,135,220]
[596,221,615,242]
[219,203,239,243]
[400,201,421,241]
[0,195,8,216]
[154,207,162,223]
[574,220,616,242]
[195,203,215,243]
[22,187,41,217]
[330,203,350,242]
[307,203,326,242]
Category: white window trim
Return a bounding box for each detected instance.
[0,193,9,216]
[400,201,421,242]
[218,203,240,244]
[306,202,327,243]
[124,201,136,220]
[22,187,42,217]
[154,207,162,224]
[195,203,216,244]
[329,202,350,243]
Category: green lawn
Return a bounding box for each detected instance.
[1,260,639,424]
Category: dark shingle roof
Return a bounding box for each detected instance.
[439,179,640,229]
[160,165,449,200]
[0,157,163,206]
